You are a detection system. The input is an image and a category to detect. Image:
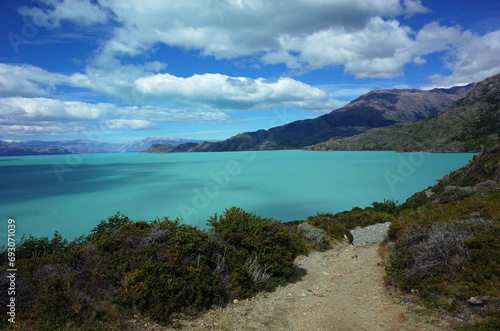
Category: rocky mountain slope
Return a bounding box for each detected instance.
[143,142,200,153]
[307,73,500,153]
[116,137,205,153]
[0,144,72,156]
[147,84,474,153]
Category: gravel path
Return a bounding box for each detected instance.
[153,240,454,331]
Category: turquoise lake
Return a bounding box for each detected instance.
[0,151,475,241]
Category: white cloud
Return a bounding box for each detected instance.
[0,64,67,97]
[0,62,339,116]
[20,0,432,78]
[402,0,429,18]
[282,17,416,78]
[135,73,337,112]
[17,0,499,84]
[0,97,109,122]
[419,27,500,88]
[19,0,109,29]
[102,119,158,130]
[0,123,88,137]
[0,97,230,137]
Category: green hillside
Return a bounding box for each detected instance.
[386,143,500,327]
[307,73,500,153]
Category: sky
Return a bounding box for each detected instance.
[1,0,499,143]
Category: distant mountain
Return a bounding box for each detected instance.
[146,84,474,153]
[0,145,73,156]
[306,73,500,153]
[0,137,208,156]
[143,142,200,153]
[116,137,206,153]
[0,139,121,156]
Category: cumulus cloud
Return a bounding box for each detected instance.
[0,123,89,137]
[19,0,434,78]
[16,0,499,85]
[91,0,402,61]
[0,62,340,115]
[18,0,109,29]
[135,73,337,112]
[102,119,158,130]
[277,17,416,78]
[0,97,230,137]
[0,64,68,97]
[402,0,429,18]
[418,26,500,88]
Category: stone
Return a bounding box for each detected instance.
[467,296,483,305]
[401,297,414,304]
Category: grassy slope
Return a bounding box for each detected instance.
[386,143,500,327]
[307,73,500,153]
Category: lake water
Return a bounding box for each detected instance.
[0,151,474,241]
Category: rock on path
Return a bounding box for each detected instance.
[350,221,391,246]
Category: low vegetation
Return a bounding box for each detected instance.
[386,143,500,327]
[0,200,402,329]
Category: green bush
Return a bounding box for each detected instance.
[1,231,69,260]
[454,318,500,330]
[208,207,307,279]
[117,261,224,323]
[1,208,317,329]
[371,199,400,216]
[333,208,395,230]
[306,214,351,242]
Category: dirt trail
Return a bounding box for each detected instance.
[161,242,454,330]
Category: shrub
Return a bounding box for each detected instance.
[88,212,131,241]
[245,256,272,285]
[454,318,500,330]
[297,222,325,243]
[333,208,395,230]
[475,180,499,191]
[0,207,336,328]
[386,217,500,310]
[405,222,475,278]
[305,214,352,242]
[297,222,331,251]
[371,199,400,216]
[208,207,307,279]
[1,231,69,260]
[117,261,224,324]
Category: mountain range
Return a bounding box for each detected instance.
[145,83,475,153]
[306,73,500,153]
[0,137,205,156]
[4,73,499,156]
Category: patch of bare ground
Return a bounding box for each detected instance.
[147,241,455,330]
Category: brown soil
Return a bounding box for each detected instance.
[150,241,455,330]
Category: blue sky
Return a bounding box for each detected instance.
[1,0,499,143]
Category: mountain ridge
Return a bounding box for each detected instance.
[116,137,206,153]
[146,83,475,153]
[306,73,500,153]
[0,137,208,156]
